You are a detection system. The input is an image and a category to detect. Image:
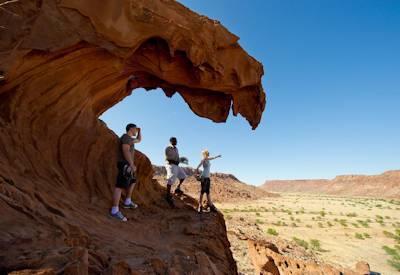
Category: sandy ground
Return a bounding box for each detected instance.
[217,193,400,275]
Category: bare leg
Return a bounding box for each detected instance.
[166,183,174,206]
[177,178,185,190]
[126,182,136,201]
[112,187,123,207]
[198,193,204,211]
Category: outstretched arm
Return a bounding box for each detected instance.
[207,154,222,161]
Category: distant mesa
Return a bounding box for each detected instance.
[262,170,400,198]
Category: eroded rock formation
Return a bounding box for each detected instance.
[0,0,266,273]
[248,240,370,275]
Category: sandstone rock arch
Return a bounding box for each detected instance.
[0,0,265,273]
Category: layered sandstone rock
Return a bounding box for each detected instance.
[0,0,266,273]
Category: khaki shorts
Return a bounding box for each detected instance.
[165,164,187,185]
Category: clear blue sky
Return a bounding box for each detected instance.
[100,0,400,185]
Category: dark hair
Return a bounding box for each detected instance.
[170,137,177,142]
[126,123,137,132]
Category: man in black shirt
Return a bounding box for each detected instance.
[110,123,142,221]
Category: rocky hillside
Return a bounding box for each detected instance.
[154,165,277,203]
[263,170,400,198]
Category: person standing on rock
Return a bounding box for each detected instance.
[109,122,142,221]
[195,150,221,213]
[165,137,188,206]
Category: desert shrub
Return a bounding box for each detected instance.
[225,215,232,220]
[382,245,400,271]
[296,218,301,223]
[273,220,288,227]
[352,223,359,228]
[318,222,324,228]
[357,220,369,228]
[293,237,309,249]
[267,228,278,236]
[291,223,298,227]
[363,233,371,238]
[306,224,312,228]
[383,229,400,241]
[346,212,357,217]
[310,239,322,251]
[256,212,261,216]
[256,219,264,224]
[339,219,348,227]
[327,221,334,227]
[320,211,326,217]
[355,233,365,240]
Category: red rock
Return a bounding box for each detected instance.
[248,240,370,275]
[0,0,266,274]
[355,261,370,274]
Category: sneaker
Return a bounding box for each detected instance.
[110,211,127,222]
[122,202,138,209]
[197,206,203,214]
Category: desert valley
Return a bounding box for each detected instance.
[155,166,400,274]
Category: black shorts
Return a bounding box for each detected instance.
[116,160,136,189]
[200,177,211,194]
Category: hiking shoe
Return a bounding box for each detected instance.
[110,211,127,222]
[122,202,138,209]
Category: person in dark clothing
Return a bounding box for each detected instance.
[109,123,142,221]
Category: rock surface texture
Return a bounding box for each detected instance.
[248,240,370,275]
[0,0,266,274]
